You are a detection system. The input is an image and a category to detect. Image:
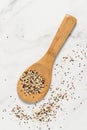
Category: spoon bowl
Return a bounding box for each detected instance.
[17,61,52,103]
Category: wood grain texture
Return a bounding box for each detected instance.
[17,14,77,103]
[40,14,77,69]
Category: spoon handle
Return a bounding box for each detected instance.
[47,14,77,60]
[39,14,77,69]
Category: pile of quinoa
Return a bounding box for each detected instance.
[20,70,45,95]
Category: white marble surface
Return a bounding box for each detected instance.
[0,0,87,130]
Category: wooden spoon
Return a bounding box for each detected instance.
[17,14,77,103]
